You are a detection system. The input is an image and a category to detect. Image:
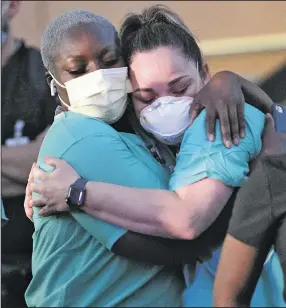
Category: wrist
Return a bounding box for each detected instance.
[66,178,88,211]
[81,181,92,210]
[213,70,241,86]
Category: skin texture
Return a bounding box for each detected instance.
[130,46,209,117]
[213,235,268,307]
[50,23,124,107]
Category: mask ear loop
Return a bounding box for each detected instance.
[48,72,70,110]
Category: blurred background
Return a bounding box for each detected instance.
[11,0,286,105]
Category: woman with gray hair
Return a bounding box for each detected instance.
[25,5,283,307]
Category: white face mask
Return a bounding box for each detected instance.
[140,96,193,145]
[50,67,133,124]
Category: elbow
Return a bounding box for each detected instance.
[158,209,200,240]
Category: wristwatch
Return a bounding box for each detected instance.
[66,178,88,210]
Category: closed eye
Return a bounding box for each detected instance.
[172,86,189,95]
[67,67,87,75]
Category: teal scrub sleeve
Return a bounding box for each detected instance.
[61,132,168,250]
[170,104,265,191]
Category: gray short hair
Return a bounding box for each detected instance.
[41,9,116,74]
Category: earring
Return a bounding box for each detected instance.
[50,79,57,96]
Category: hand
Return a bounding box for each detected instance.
[249,113,286,172]
[30,157,79,216]
[261,113,286,156]
[190,71,246,148]
[24,163,35,221]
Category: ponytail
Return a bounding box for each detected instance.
[120,4,204,71]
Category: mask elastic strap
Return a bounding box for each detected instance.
[49,71,66,89]
[48,71,70,109]
[57,94,71,110]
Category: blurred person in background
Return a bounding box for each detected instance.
[1,1,57,307]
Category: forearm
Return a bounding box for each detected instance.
[112,230,215,265]
[83,182,187,238]
[82,179,232,239]
[2,127,49,183]
[214,235,268,307]
[234,72,273,113]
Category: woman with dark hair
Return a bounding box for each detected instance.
[25,5,283,307]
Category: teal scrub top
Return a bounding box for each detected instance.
[25,112,183,307]
[169,104,284,307]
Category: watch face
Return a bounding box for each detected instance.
[66,186,84,207]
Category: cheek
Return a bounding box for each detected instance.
[131,96,147,118]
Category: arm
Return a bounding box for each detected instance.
[190,70,273,146]
[238,72,273,114]
[81,178,232,240]
[218,71,274,114]
[214,158,276,306]
[81,104,264,239]
[1,126,49,185]
[214,235,270,307]
[1,87,57,186]
[40,130,220,264]
[32,105,264,240]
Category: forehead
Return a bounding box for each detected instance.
[57,23,117,59]
[129,46,197,87]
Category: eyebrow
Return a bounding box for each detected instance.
[134,75,190,93]
[168,75,189,87]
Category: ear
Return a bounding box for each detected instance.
[7,1,22,20]
[45,72,57,96]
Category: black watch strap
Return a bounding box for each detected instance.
[66,178,88,211]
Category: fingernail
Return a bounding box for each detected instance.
[234,138,239,145]
[209,134,215,142]
[225,141,232,148]
[240,132,245,138]
[266,113,271,119]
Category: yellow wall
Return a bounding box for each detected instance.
[11,1,286,80]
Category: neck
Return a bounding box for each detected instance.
[2,29,16,68]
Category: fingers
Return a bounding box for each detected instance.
[205,109,217,142]
[32,197,46,207]
[44,156,62,168]
[262,113,275,137]
[33,165,48,182]
[218,109,232,148]
[38,207,58,217]
[189,102,203,126]
[30,182,44,195]
[228,107,240,145]
[237,103,246,139]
